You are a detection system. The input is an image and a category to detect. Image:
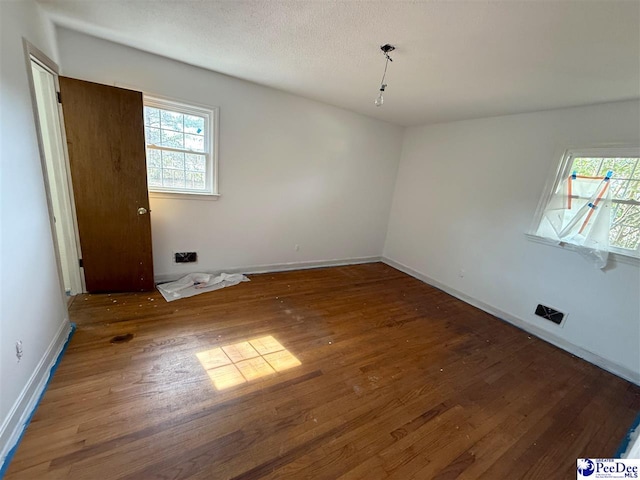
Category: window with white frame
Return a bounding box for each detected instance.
[534,147,640,257]
[143,96,218,195]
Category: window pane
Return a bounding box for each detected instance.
[162,150,184,170]
[162,168,171,187]
[184,114,205,135]
[146,149,162,168]
[184,134,204,152]
[145,127,161,146]
[572,157,602,176]
[599,158,636,179]
[611,224,640,250]
[144,107,160,127]
[186,171,206,190]
[627,180,640,201]
[160,129,184,149]
[571,157,640,201]
[172,169,185,188]
[148,167,162,187]
[610,179,628,200]
[598,159,616,176]
[160,109,183,132]
[185,153,206,172]
[610,204,640,250]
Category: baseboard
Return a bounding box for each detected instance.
[382,256,640,386]
[155,256,382,284]
[625,436,640,459]
[0,320,75,475]
[617,414,640,458]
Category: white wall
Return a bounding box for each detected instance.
[55,28,404,279]
[0,0,71,464]
[384,101,640,382]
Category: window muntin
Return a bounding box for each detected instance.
[143,96,217,195]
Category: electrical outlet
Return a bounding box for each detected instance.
[458,269,465,278]
[16,341,23,362]
[295,244,300,251]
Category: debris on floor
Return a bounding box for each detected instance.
[157,272,250,302]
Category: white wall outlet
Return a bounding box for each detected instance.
[16,340,23,362]
[458,269,465,278]
[295,244,300,251]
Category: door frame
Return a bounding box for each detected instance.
[23,39,85,296]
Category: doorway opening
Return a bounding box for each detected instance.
[25,41,83,296]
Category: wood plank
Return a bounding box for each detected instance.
[4,263,639,479]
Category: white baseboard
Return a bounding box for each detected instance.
[382,256,640,386]
[0,320,73,471]
[623,427,640,459]
[155,256,382,284]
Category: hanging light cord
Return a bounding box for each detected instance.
[374,44,395,106]
[379,53,392,90]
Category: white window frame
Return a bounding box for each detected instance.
[143,94,219,199]
[528,145,640,263]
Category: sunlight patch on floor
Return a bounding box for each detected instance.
[196,335,301,390]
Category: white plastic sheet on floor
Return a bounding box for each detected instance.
[157,272,250,302]
[537,171,613,269]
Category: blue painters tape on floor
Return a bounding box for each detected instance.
[615,412,640,458]
[0,323,76,479]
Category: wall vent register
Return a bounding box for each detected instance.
[175,252,197,263]
[535,304,565,325]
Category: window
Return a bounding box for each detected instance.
[533,147,640,259]
[143,96,218,196]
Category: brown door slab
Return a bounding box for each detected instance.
[59,77,153,292]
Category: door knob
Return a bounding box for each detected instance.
[137,207,148,215]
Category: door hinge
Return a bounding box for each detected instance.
[56,91,62,104]
[78,258,83,268]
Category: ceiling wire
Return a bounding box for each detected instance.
[379,54,390,89]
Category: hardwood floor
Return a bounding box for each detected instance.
[5,263,639,479]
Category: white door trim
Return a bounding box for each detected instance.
[23,39,84,295]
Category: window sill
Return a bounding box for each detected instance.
[525,233,640,266]
[149,191,220,201]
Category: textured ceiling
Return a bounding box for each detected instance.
[39,0,640,127]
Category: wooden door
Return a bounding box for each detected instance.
[59,77,153,292]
